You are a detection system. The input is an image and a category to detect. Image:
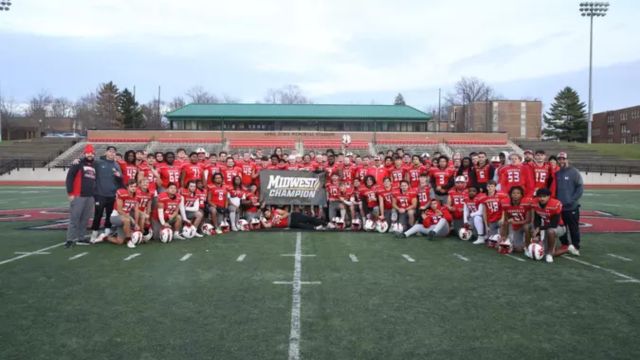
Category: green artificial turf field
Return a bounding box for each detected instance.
[0,187,639,360]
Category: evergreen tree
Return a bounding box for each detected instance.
[118,88,145,129]
[96,81,121,128]
[394,93,406,105]
[543,87,587,142]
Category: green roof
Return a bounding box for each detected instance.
[166,103,431,121]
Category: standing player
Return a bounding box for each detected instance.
[134,177,154,242]
[531,188,565,263]
[180,152,204,188]
[429,155,455,205]
[530,150,552,195]
[222,158,242,186]
[359,175,380,220]
[326,173,342,222]
[119,150,139,186]
[407,155,426,189]
[498,153,534,197]
[137,153,159,196]
[158,152,181,193]
[474,152,494,192]
[376,177,395,223]
[389,157,407,189]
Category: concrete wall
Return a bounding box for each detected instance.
[0,168,67,182]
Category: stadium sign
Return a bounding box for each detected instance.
[260,170,326,205]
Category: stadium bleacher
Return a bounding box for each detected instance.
[0,138,78,174]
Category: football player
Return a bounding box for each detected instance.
[473,152,494,193]
[498,152,534,197]
[180,152,204,188]
[531,188,566,263]
[402,199,452,240]
[261,208,327,230]
[359,175,380,219]
[447,176,468,232]
[180,180,204,237]
[376,177,395,223]
[500,186,532,253]
[158,152,181,193]
[93,179,139,247]
[474,180,508,245]
[153,182,186,240]
[392,180,417,231]
[134,177,154,242]
[429,155,455,205]
[207,173,229,234]
[463,185,487,242]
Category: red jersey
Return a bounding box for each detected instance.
[240,162,256,186]
[137,163,157,194]
[222,166,242,186]
[135,188,153,212]
[371,166,389,186]
[206,163,223,184]
[195,188,207,209]
[119,162,138,186]
[474,164,492,185]
[115,188,137,214]
[244,191,260,213]
[181,162,203,187]
[407,165,426,188]
[359,185,380,208]
[228,186,245,199]
[429,167,455,188]
[180,188,200,208]
[326,182,341,201]
[341,164,357,184]
[297,163,317,172]
[532,198,564,227]
[464,193,487,215]
[356,166,368,181]
[325,163,342,180]
[389,167,406,187]
[377,187,395,210]
[422,206,453,227]
[415,185,432,208]
[501,197,533,230]
[483,192,509,223]
[339,186,354,202]
[498,164,534,197]
[207,183,229,208]
[155,192,182,220]
[270,213,289,228]
[393,189,417,209]
[159,164,181,189]
[448,188,468,219]
[530,162,552,191]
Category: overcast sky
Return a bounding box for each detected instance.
[0,0,638,112]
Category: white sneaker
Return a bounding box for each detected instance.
[90,230,99,242]
[91,233,106,244]
[314,225,325,230]
[568,245,580,256]
[104,228,112,236]
[472,236,486,245]
[143,230,153,242]
[126,240,136,249]
[193,232,204,238]
[215,228,223,235]
[174,232,186,240]
[524,247,532,259]
[545,254,554,263]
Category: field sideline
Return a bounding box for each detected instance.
[0,187,639,359]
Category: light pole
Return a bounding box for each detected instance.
[0,1,12,11]
[579,2,609,144]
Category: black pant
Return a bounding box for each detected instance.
[560,208,581,249]
[289,212,327,230]
[91,195,115,231]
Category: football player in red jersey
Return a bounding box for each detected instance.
[407,155,426,188]
[174,148,188,168]
[462,185,487,240]
[523,149,535,168]
[530,150,552,195]
[119,150,139,186]
[204,153,223,185]
[134,177,154,242]
[222,157,241,186]
[239,155,256,187]
[447,176,469,232]
[337,181,356,225]
[473,151,494,193]
[415,173,432,219]
[297,154,317,172]
[261,208,327,230]
[207,173,229,234]
[93,179,139,247]
[350,178,365,221]
[429,155,455,204]
[531,188,566,263]
[241,184,262,222]
[228,175,247,231]
[456,157,476,187]
[158,152,181,193]
[180,152,203,188]
[377,177,395,222]
[370,156,389,186]
[475,180,508,245]
[326,173,342,221]
[500,186,532,253]
[180,181,204,236]
[498,152,534,197]
[137,153,159,195]
[359,175,380,219]
[392,180,417,230]
[153,182,187,240]
[355,156,369,181]
[402,199,452,240]
[341,156,356,185]
[389,157,406,188]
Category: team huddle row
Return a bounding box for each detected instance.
[67,144,582,264]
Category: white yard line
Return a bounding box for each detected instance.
[563,256,640,283]
[0,242,65,265]
[274,281,322,285]
[236,254,246,262]
[14,251,50,255]
[349,254,359,262]
[68,252,88,261]
[607,253,632,262]
[453,253,469,262]
[288,232,303,360]
[506,254,526,262]
[123,253,141,261]
[401,254,415,262]
[180,253,192,262]
[281,254,316,257]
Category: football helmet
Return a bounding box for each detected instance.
[390,222,404,234]
[334,217,345,230]
[238,219,250,231]
[376,220,389,233]
[220,220,230,233]
[130,230,143,245]
[458,227,472,241]
[527,242,545,261]
[160,227,173,243]
[201,223,215,236]
[364,219,375,231]
[497,238,513,254]
[182,225,197,239]
[351,218,361,231]
[250,218,261,230]
[486,234,501,248]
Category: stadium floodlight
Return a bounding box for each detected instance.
[0,1,12,11]
[579,2,609,144]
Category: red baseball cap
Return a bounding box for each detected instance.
[524,149,533,155]
[557,152,568,159]
[84,144,95,155]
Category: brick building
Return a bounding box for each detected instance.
[450,100,542,140]
[592,105,640,144]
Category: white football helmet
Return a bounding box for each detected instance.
[351,218,361,231]
[238,219,250,231]
[497,238,513,254]
[250,218,261,230]
[458,227,472,241]
[130,230,143,245]
[527,242,545,261]
[220,220,230,233]
[201,223,215,236]
[390,222,404,234]
[160,227,173,243]
[341,134,352,146]
[364,219,375,232]
[486,234,501,248]
[334,217,345,230]
[376,220,389,233]
[182,225,196,239]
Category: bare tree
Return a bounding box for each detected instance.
[222,94,240,104]
[1,95,19,140]
[445,77,496,106]
[263,85,312,104]
[186,86,219,104]
[26,91,53,119]
[51,97,74,118]
[141,97,164,129]
[168,96,186,111]
[74,92,98,132]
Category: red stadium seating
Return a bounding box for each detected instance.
[303,140,342,149]
[88,138,149,143]
[375,139,438,145]
[228,139,295,149]
[157,138,223,144]
[446,140,507,145]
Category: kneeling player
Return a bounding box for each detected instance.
[135,177,154,242]
[475,180,507,245]
[152,182,186,241]
[180,181,204,237]
[207,173,229,234]
[402,199,452,240]
[462,185,486,242]
[531,188,566,263]
[500,186,532,252]
[392,180,417,231]
[93,179,139,247]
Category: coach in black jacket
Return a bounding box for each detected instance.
[555,152,583,256]
[65,144,97,248]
